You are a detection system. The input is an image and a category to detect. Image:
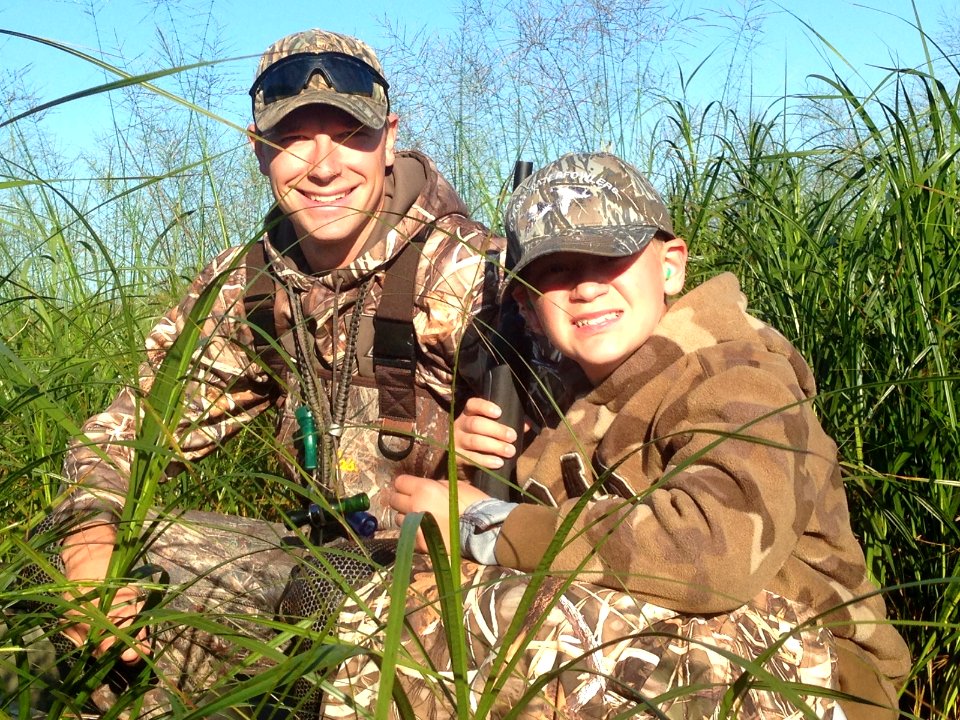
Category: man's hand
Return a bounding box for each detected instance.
[60,522,149,665]
[389,474,491,553]
[454,397,520,470]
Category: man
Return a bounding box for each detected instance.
[51,28,501,713]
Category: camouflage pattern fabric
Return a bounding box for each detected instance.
[251,29,390,132]
[58,151,501,531]
[12,516,840,720]
[494,272,911,707]
[322,556,844,719]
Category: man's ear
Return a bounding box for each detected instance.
[383,113,399,168]
[249,123,271,177]
[511,285,543,334]
[662,237,688,296]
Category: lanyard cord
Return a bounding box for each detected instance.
[286,276,373,497]
[331,278,372,442]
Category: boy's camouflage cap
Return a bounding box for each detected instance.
[252,29,389,132]
[503,152,674,297]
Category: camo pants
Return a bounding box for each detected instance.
[15,512,841,719]
[323,555,844,720]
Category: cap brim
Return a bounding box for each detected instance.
[255,89,387,131]
[500,225,660,301]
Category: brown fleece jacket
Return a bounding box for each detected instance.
[495,272,910,692]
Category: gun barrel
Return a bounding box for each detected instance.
[475,159,534,501]
[512,161,533,189]
[477,364,524,500]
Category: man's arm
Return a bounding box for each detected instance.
[55,247,279,651]
[58,246,279,522]
[411,216,504,405]
[59,521,149,663]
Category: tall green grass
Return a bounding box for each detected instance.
[657,65,960,717]
[2,10,959,719]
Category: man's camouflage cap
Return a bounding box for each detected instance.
[251,29,389,132]
[503,152,675,297]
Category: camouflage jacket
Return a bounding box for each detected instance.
[60,151,502,526]
[494,272,911,687]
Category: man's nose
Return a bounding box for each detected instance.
[304,135,342,181]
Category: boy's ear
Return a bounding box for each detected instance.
[662,237,688,296]
[510,285,544,334]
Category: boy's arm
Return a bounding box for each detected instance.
[494,357,824,613]
[389,474,498,554]
[386,397,516,561]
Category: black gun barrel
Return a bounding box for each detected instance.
[476,159,534,501]
[512,161,533,190]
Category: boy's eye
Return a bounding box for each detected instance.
[527,260,575,291]
[531,263,573,285]
[543,261,574,276]
[600,254,632,273]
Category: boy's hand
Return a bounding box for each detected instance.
[454,397,519,470]
[389,474,491,553]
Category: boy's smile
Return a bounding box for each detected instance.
[519,239,686,385]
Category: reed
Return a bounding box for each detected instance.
[2,7,957,717]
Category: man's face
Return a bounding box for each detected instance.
[253,105,397,269]
[516,238,687,385]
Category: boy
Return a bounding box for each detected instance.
[388,152,910,718]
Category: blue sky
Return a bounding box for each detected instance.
[0,0,950,156]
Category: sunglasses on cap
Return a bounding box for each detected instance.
[249,51,390,107]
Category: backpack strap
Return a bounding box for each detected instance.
[242,239,290,379]
[373,238,424,461]
[243,236,423,463]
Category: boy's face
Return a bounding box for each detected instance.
[516,238,687,385]
[252,104,398,270]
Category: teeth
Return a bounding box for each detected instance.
[304,191,347,203]
[575,311,619,328]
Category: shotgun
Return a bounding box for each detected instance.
[475,160,534,500]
